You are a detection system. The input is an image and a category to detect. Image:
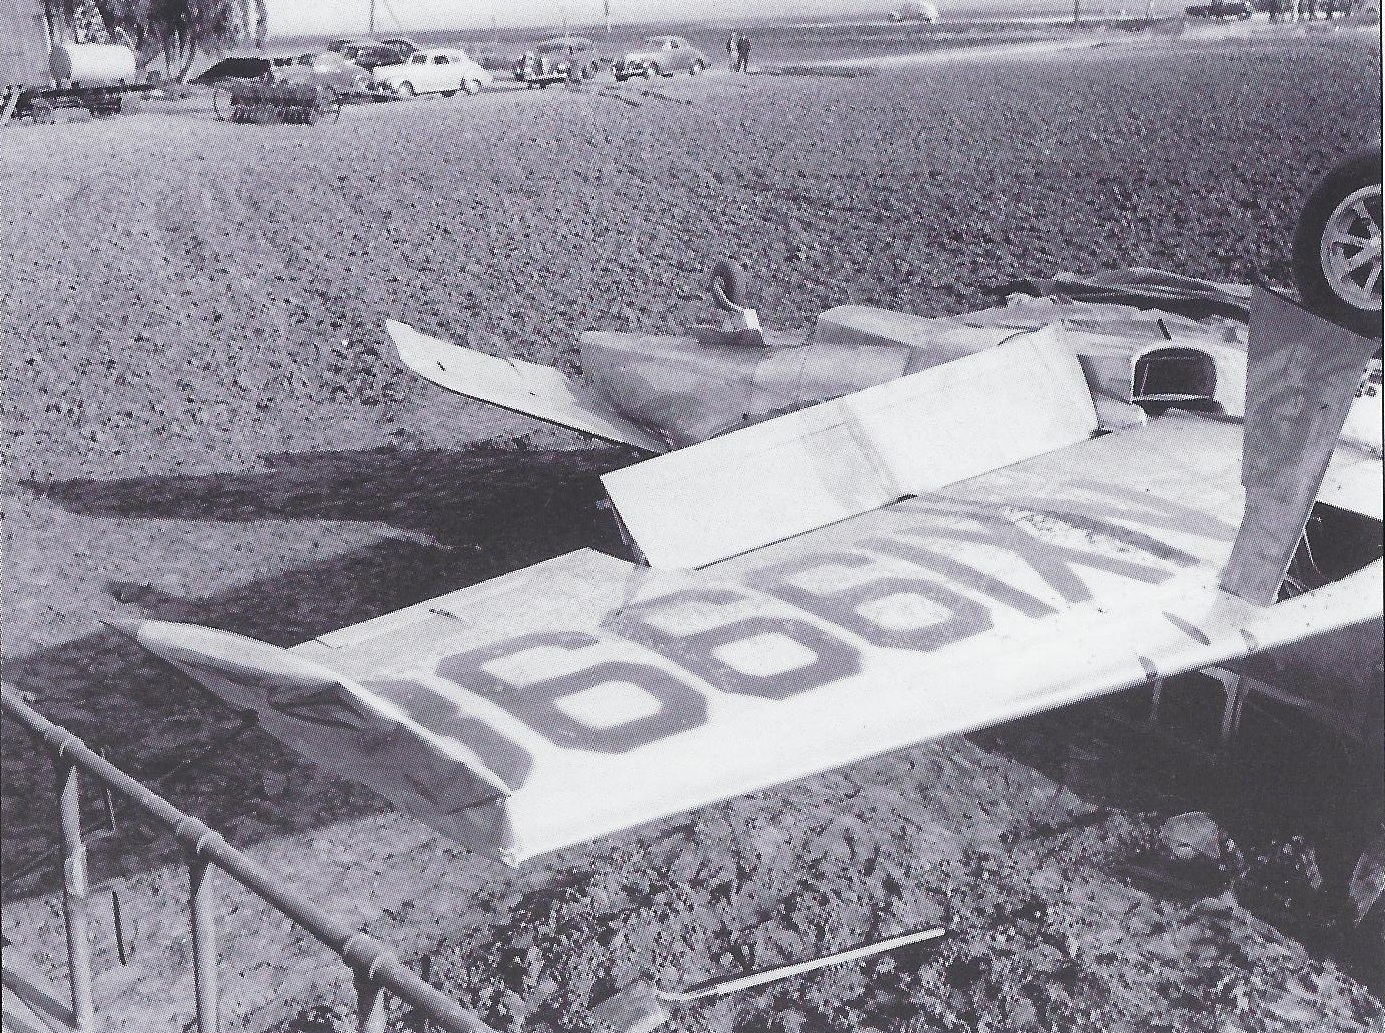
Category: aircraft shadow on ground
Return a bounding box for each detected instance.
[4,445,633,902]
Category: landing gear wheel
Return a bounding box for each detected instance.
[710,260,748,312]
[1292,145,1383,339]
[463,78,482,96]
[396,81,415,98]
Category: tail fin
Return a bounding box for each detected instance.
[1220,288,1379,605]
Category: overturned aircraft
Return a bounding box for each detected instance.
[122,263,1382,869]
[118,131,1385,874]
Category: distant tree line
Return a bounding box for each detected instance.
[44,0,268,78]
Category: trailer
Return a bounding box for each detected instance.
[1,0,145,124]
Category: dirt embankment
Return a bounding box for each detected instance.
[1,32,1381,1033]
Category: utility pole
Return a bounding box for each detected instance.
[369,0,375,33]
[605,0,612,38]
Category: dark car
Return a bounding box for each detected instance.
[328,36,417,70]
[613,36,708,82]
[514,36,605,87]
[1185,0,1254,17]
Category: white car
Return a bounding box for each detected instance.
[372,48,492,98]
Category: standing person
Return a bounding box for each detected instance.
[726,31,738,71]
[736,33,751,73]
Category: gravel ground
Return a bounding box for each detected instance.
[1,28,1381,1033]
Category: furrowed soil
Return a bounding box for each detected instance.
[2,28,1381,1033]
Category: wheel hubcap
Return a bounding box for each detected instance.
[1321,183,1383,313]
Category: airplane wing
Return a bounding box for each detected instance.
[128,292,1381,867]
[387,320,671,453]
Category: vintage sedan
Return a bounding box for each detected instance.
[1185,0,1253,17]
[372,48,493,98]
[514,36,605,86]
[613,35,707,81]
[328,36,417,70]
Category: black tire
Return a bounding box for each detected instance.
[1292,145,1383,338]
[441,89,456,97]
[710,260,748,311]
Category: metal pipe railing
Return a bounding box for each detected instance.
[1,685,498,1033]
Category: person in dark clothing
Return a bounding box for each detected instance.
[726,31,738,71]
[735,34,751,73]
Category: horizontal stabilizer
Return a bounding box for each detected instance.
[602,324,1098,569]
[386,320,670,452]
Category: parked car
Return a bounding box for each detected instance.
[1185,0,1253,17]
[889,2,940,22]
[293,52,373,94]
[328,36,416,70]
[514,36,605,86]
[371,47,492,98]
[613,35,707,81]
[378,38,420,62]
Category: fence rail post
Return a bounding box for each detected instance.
[188,849,220,1033]
[55,754,96,1031]
[2,686,501,1033]
[355,969,388,1033]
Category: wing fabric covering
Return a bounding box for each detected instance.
[268,418,1380,864]
[129,620,521,852]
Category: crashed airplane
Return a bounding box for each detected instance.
[120,255,1383,869]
